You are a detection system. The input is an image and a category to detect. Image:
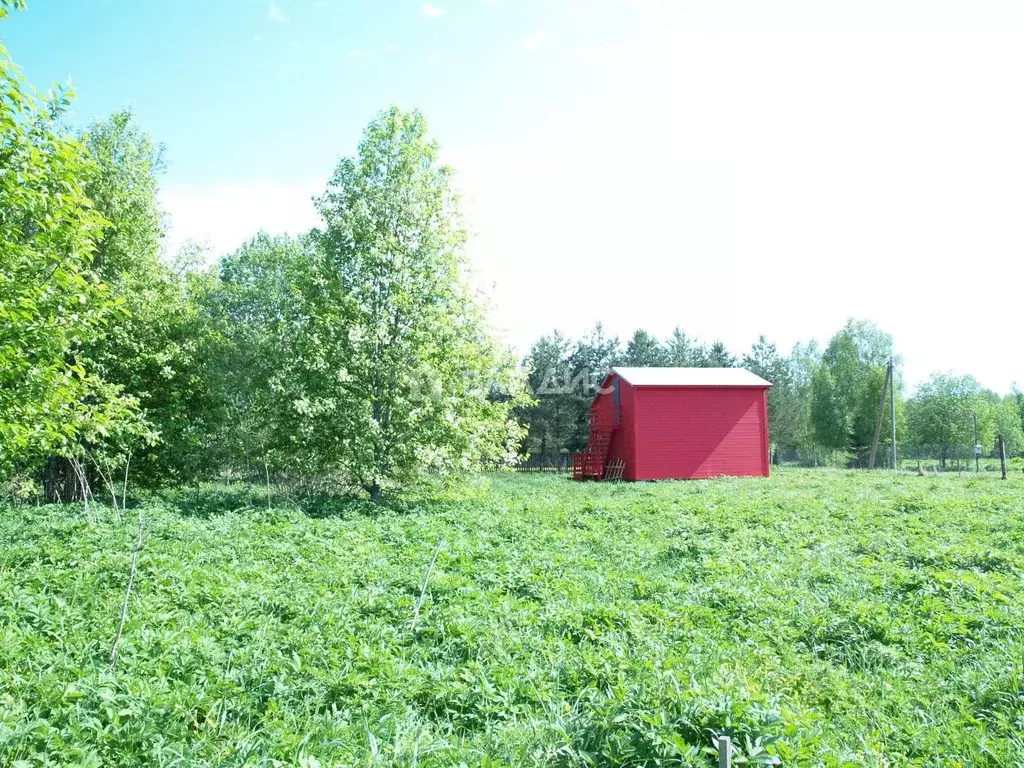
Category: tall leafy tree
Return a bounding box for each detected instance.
[79,110,164,275]
[994,395,1024,456]
[811,319,900,459]
[203,233,310,478]
[788,340,822,459]
[0,16,141,494]
[907,373,992,466]
[843,318,893,367]
[302,107,526,499]
[78,110,211,484]
[1011,384,1024,445]
[810,365,847,456]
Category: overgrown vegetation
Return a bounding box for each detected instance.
[3,471,1024,766]
[1,0,526,501]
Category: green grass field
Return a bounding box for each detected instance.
[3,471,1024,767]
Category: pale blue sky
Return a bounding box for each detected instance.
[5,1,1024,392]
[5,0,628,183]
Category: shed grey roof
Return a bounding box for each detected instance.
[611,367,772,388]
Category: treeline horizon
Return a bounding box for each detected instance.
[516,322,1024,466]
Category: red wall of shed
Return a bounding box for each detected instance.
[631,387,769,480]
[619,379,637,477]
[590,375,636,476]
[590,380,615,427]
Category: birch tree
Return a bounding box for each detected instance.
[304,107,526,499]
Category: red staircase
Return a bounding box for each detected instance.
[572,413,618,481]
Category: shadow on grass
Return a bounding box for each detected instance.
[156,482,457,521]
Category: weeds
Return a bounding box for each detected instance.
[2,471,1023,765]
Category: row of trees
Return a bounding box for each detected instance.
[520,326,748,454]
[519,323,1024,467]
[908,375,1023,466]
[2,4,526,501]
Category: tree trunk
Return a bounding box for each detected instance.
[43,456,87,504]
[369,482,383,503]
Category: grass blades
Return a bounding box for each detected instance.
[2,471,1023,766]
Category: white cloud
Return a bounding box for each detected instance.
[162,1,1024,395]
[253,34,263,42]
[616,0,678,12]
[385,42,399,52]
[348,49,363,58]
[421,4,445,19]
[440,4,1024,394]
[521,28,548,51]
[568,1,588,22]
[267,1,288,22]
[573,41,631,64]
[162,181,323,262]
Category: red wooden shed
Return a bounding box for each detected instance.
[572,367,772,481]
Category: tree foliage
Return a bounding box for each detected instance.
[993,396,1024,456]
[742,336,800,451]
[2,18,529,500]
[664,327,704,367]
[706,341,736,368]
[203,232,316,475]
[0,33,141,481]
[811,319,902,459]
[78,110,213,484]
[907,373,995,463]
[786,340,821,457]
[251,108,528,498]
[566,324,622,448]
[623,329,666,367]
[0,1,26,19]
[521,331,576,455]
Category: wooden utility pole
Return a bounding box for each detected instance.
[868,360,892,469]
[999,437,1007,480]
[889,358,897,469]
